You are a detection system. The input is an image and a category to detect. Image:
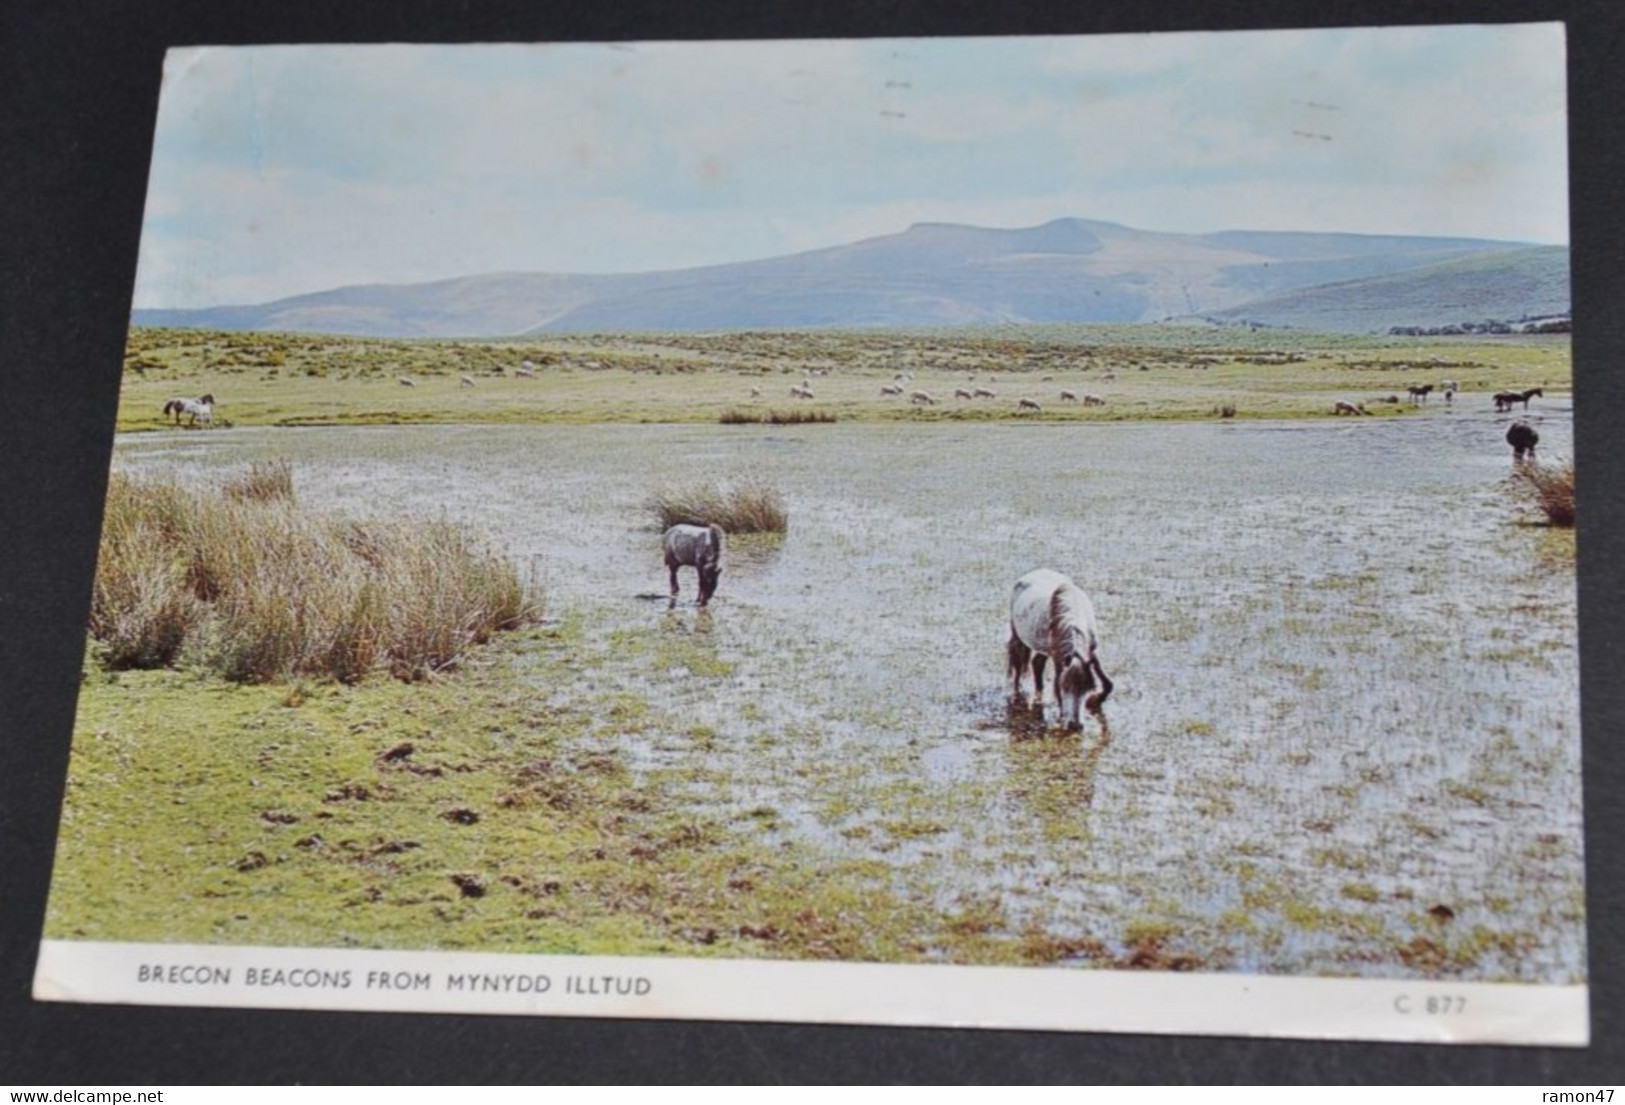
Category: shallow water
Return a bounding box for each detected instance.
[115,403,1584,980]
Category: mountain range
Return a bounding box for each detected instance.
[132,218,1570,338]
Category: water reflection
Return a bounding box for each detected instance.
[1000,697,1112,840]
[660,605,715,635]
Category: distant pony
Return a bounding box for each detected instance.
[1495,387,1544,413]
[663,523,725,606]
[1506,420,1540,462]
[162,393,215,427]
[1007,568,1113,731]
[1407,384,1435,404]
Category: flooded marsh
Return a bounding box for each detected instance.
[77,405,1583,981]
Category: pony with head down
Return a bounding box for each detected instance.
[1007,568,1113,731]
[663,523,725,606]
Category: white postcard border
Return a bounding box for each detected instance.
[33,939,1587,1046]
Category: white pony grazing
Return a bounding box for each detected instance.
[1007,568,1113,730]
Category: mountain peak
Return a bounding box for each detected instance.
[131,220,1567,337]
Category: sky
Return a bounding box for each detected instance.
[132,24,1570,309]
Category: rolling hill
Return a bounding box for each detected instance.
[1194,245,1571,334]
[132,218,1569,337]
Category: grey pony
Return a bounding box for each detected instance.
[663,523,725,606]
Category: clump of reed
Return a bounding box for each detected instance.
[91,464,538,683]
[719,408,837,425]
[222,458,293,502]
[649,479,788,535]
[1514,459,1575,527]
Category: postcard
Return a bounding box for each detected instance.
[33,25,1584,1045]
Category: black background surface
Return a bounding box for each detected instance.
[3,0,1621,1084]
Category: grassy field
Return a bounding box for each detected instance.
[54,624,1172,966]
[117,324,1572,431]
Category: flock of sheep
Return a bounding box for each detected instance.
[774,370,1109,414]
[161,362,1547,448]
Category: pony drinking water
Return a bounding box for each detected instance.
[662,523,725,606]
[1007,568,1113,731]
[1506,420,1540,462]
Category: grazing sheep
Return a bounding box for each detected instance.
[1506,420,1540,462]
[954,388,973,400]
[1018,398,1042,413]
[460,375,476,388]
[910,390,937,405]
[1333,401,1367,416]
[973,387,997,399]
[750,386,762,398]
[790,384,814,399]
[1059,390,1078,402]
[1082,394,1106,407]
[514,365,536,378]
[880,384,904,396]
[398,377,416,387]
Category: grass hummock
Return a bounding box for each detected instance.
[222,457,294,503]
[91,463,539,683]
[649,479,789,535]
[1515,459,1575,527]
[719,407,837,425]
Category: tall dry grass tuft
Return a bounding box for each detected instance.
[719,408,837,425]
[91,466,538,683]
[1514,459,1575,527]
[649,479,788,535]
[222,458,294,502]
